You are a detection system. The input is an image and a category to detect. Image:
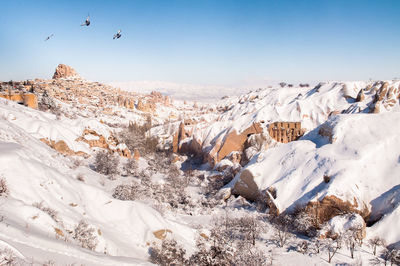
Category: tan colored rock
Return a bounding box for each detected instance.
[268,122,303,143]
[0,93,38,109]
[52,64,79,79]
[216,122,262,163]
[40,138,87,157]
[153,229,172,240]
[305,195,369,226]
[133,148,140,160]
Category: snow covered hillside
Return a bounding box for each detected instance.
[1,73,399,265]
[0,99,195,265]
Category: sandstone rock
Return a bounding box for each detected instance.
[216,122,262,163]
[232,169,259,201]
[153,229,172,240]
[40,138,87,157]
[0,93,38,109]
[52,64,79,79]
[137,98,156,112]
[305,195,369,226]
[268,122,303,143]
[133,148,140,160]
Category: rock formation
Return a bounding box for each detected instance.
[52,64,79,79]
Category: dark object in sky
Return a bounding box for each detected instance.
[81,14,90,26]
[44,34,54,41]
[113,30,122,39]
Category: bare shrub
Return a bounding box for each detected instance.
[0,177,9,197]
[297,241,309,254]
[368,236,385,256]
[33,201,59,222]
[112,182,146,201]
[0,248,18,265]
[150,238,187,266]
[93,151,119,177]
[73,220,98,251]
[234,243,266,266]
[279,82,287,88]
[323,174,331,183]
[124,158,138,176]
[291,204,317,237]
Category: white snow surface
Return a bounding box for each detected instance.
[0,102,195,265]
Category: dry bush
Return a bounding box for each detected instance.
[0,248,18,265]
[112,182,146,201]
[0,177,9,197]
[33,202,59,222]
[150,238,187,266]
[124,158,138,176]
[73,220,98,251]
[93,151,119,177]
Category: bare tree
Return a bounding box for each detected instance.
[237,215,264,246]
[368,236,385,256]
[380,246,400,266]
[324,236,342,263]
[344,230,357,259]
[272,215,291,247]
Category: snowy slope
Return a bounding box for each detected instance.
[230,112,400,245]
[0,102,195,265]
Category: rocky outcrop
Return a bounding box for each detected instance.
[76,129,131,158]
[356,89,365,102]
[305,195,369,226]
[40,138,88,157]
[0,93,38,109]
[267,122,304,143]
[52,64,79,79]
[137,98,156,112]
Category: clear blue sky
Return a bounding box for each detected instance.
[0,0,399,86]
